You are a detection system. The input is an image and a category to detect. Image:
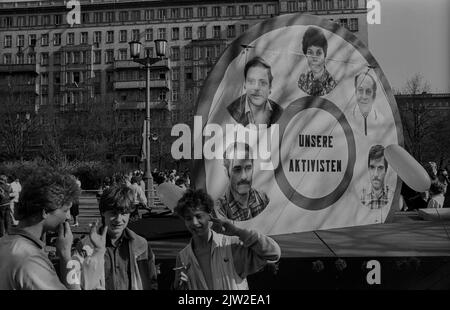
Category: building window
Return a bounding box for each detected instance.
[131,10,141,21]
[185,66,193,80]
[94,12,103,23]
[268,4,276,15]
[81,32,88,44]
[212,6,221,17]
[118,49,127,60]
[171,46,180,61]
[54,52,61,65]
[239,5,249,16]
[54,14,62,25]
[132,29,140,41]
[158,28,166,40]
[227,25,236,38]
[119,11,129,22]
[120,30,127,42]
[171,8,180,19]
[144,9,154,20]
[41,73,49,85]
[17,35,25,47]
[325,0,334,10]
[254,5,263,15]
[349,0,358,9]
[42,33,49,46]
[172,27,179,40]
[16,53,25,64]
[198,7,207,18]
[67,32,74,45]
[17,16,26,27]
[54,72,61,84]
[29,34,37,47]
[312,0,323,10]
[94,31,102,44]
[184,27,192,40]
[172,67,180,80]
[105,50,114,63]
[184,47,192,60]
[213,26,221,39]
[184,8,193,18]
[145,28,153,41]
[298,0,307,11]
[42,15,50,26]
[106,11,115,23]
[29,16,37,26]
[340,18,348,29]
[3,54,12,64]
[53,33,61,46]
[338,0,348,9]
[4,35,12,48]
[240,24,249,33]
[107,31,114,43]
[198,26,207,39]
[288,1,298,12]
[349,18,359,31]
[145,47,153,58]
[82,12,90,23]
[41,52,49,66]
[226,6,236,17]
[94,50,101,64]
[28,53,36,64]
[157,9,166,20]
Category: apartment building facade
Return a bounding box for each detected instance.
[0,0,369,166]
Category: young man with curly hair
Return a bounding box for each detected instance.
[173,189,280,290]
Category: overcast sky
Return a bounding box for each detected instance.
[368,0,450,93]
[6,0,450,93]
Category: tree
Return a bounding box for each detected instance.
[398,73,442,163]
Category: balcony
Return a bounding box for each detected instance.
[113,79,169,90]
[0,63,39,74]
[114,59,170,70]
[0,82,39,95]
[114,100,169,111]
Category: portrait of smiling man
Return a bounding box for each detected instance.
[227,56,283,127]
[214,142,269,221]
[352,71,379,136]
[360,144,392,209]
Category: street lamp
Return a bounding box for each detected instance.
[129,39,167,210]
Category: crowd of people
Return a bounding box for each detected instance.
[0,156,448,290]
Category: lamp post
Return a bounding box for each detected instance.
[129,39,167,209]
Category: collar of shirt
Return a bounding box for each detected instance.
[8,228,45,249]
[371,186,388,199]
[244,95,272,123]
[106,228,132,248]
[307,67,331,83]
[189,229,222,253]
[226,187,255,210]
[352,104,378,120]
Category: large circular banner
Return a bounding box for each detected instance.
[192,14,403,235]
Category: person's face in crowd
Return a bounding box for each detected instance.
[244,65,271,108]
[306,45,325,73]
[228,158,253,196]
[103,209,130,238]
[43,203,72,232]
[183,208,211,238]
[356,75,375,108]
[369,157,386,191]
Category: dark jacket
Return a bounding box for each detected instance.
[226,95,283,127]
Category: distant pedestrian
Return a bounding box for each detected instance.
[0,174,12,237]
[9,175,21,226]
[70,176,81,227]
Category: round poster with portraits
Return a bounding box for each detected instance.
[192,14,403,235]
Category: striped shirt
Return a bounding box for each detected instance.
[215,188,269,221]
[360,186,391,209]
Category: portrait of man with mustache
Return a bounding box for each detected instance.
[214,142,269,221]
[360,144,392,209]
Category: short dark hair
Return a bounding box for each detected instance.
[15,169,80,221]
[354,72,377,99]
[429,179,446,196]
[223,142,253,173]
[244,56,273,87]
[302,27,328,57]
[99,184,134,214]
[368,145,388,169]
[174,189,214,218]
